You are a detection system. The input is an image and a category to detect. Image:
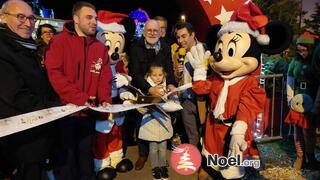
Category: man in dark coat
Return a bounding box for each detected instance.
[128,19,176,170]
[0,0,59,179]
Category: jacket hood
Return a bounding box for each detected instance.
[62,21,98,44]
[63,20,76,34]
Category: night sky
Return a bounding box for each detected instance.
[40,0,180,19]
[0,0,318,29]
[37,0,318,20]
[303,0,319,19]
[39,0,182,31]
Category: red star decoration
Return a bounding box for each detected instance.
[199,0,248,25]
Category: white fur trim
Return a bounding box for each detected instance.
[257,34,270,45]
[110,148,123,159]
[218,21,270,45]
[230,121,248,135]
[220,166,245,179]
[110,149,124,159]
[97,22,126,33]
[218,22,259,38]
[213,76,245,119]
[94,157,111,172]
[110,149,124,168]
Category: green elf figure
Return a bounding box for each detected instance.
[285,31,320,170]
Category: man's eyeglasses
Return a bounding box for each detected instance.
[146,29,159,35]
[4,12,37,23]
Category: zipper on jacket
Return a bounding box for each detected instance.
[82,38,87,91]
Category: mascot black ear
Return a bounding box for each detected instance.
[205,24,222,52]
[262,21,293,55]
[121,17,136,52]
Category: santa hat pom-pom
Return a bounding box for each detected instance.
[257,34,270,45]
[97,22,126,33]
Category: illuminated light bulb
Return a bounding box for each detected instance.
[181,14,186,22]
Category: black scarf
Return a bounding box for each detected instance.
[0,24,37,50]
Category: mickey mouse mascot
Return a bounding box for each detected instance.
[187,1,292,179]
[94,10,135,180]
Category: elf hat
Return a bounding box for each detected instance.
[217,1,270,45]
[97,10,127,33]
[296,31,318,45]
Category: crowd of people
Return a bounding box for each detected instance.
[0,0,320,180]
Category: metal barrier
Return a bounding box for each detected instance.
[256,73,287,143]
[258,73,320,143]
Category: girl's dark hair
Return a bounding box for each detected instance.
[36,24,56,38]
[148,63,165,74]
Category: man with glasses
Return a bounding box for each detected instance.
[128,19,175,171]
[0,0,60,179]
[45,1,112,179]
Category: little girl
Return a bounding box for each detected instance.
[138,64,178,180]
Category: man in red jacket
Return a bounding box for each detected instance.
[45,1,112,179]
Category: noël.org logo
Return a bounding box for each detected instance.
[170,144,201,175]
[207,154,260,169]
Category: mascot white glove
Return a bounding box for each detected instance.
[116,73,132,88]
[161,100,183,112]
[119,91,135,101]
[120,91,136,105]
[186,43,210,81]
[228,121,248,158]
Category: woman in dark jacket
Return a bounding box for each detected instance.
[35,23,57,67]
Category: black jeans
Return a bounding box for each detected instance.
[0,122,56,180]
[54,116,95,180]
